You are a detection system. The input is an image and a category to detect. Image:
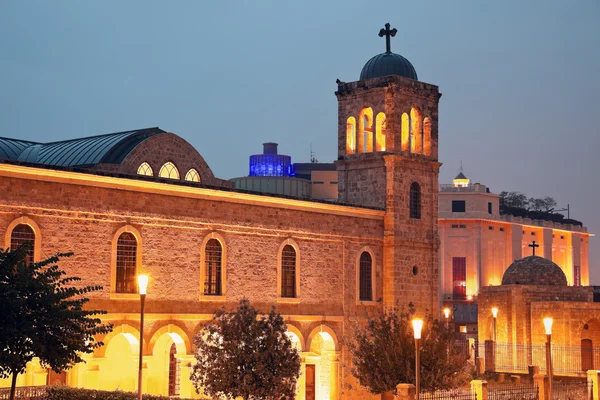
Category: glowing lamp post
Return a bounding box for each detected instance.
[543,317,553,400]
[443,308,451,329]
[137,274,149,400]
[491,307,498,343]
[412,319,424,400]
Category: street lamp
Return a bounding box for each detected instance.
[543,317,553,400]
[412,319,424,400]
[491,307,498,343]
[137,274,149,400]
[443,308,451,329]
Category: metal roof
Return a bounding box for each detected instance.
[0,128,164,167]
[0,137,39,160]
[360,52,418,81]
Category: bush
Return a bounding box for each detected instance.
[45,386,201,400]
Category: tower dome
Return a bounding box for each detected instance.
[359,23,418,81]
[501,256,568,286]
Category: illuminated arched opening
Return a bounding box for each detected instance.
[159,162,180,180]
[184,168,200,182]
[137,162,153,176]
[98,332,139,392]
[307,329,339,400]
[10,224,35,265]
[401,113,410,152]
[375,112,386,152]
[148,332,186,396]
[423,117,432,156]
[410,107,423,154]
[358,107,373,153]
[346,117,356,154]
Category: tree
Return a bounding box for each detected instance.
[499,191,529,211]
[346,305,469,394]
[191,299,301,400]
[528,196,557,213]
[0,245,112,400]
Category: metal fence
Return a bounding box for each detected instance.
[553,381,591,400]
[481,341,600,377]
[0,386,47,400]
[421,389,477,400]
[488,383,539,400]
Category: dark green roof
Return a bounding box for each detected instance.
[455,172,468,180]
[0,127,164,167]
[360,52,418,81]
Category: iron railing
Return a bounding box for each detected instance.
[481,341,600,377]
[0,386,47,400]
[553,380,591,400]
[421,389,477,400]
[488,383,539,400]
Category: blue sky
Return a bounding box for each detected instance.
[1,1,599,281]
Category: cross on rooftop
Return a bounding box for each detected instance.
[529,240,540,256]
[378,23,397,53]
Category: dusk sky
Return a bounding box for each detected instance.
[1,2,598,281]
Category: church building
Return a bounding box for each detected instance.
[0,25,440,399]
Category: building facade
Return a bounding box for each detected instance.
[439,172,592,337]
[0,27,440,399]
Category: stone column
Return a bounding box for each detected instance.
[534,374,549,400]
[471,380,487,400]
[328,351,340,400]
[177,355,196,399]
[395,383,416,400]
[587,370,599,400]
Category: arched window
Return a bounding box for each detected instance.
[359,252,373,301]
[116,232,137,293]
[204,239,222,296]
[401,113,410,152]
[375,112,386,152]
[137,162,153,176]
[423,117,432,156]
[10,224,35,265]
[346,117,356,154]
[358,107,373,153]
[281,245,297,298]
[184,168,200,182]
[168,343,181,396]
[410,107,423,154]
[159,162,180,180]
[410,182,421,219]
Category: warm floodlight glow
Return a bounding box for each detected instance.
[492,307,499,318]
[137,274,149,295]
[544,318,553,335]
[467,295,473,301]
[412,319,424,339]
[443,308,450,319]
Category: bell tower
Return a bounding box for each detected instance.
[336,23,442,313]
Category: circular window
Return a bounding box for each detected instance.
[584,324,589,330]
[412,266,418,276]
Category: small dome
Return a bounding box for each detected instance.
[360,52,418,81]
[501,256,567,286]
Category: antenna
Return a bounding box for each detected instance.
[310,143,318,163]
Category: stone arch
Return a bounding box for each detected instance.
[277,238,300,299]
[423,117,432,156]
[200,232,227,299]
[148,323,192,355]
[96,323,141,357]
[110,225,143,296]
[375,112,386,152]
[4,216,42,262]
[356,246,376,304]
[98,326,140,392]
[306,324,340,352]
[358,107,373,153]
[346,116,356,155]
[401,112,410,152]
[410,107,423,154]
[285,322,306,352]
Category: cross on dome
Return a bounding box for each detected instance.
[378,23,397,53]
[528,240,540,256]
